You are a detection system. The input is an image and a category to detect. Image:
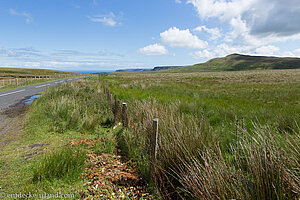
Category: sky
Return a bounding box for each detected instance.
[1,0,300,72]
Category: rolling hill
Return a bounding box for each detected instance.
[0,67,81,78]
[168,54,300,72]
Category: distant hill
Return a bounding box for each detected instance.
[115,69,152,72]
[169,54,300,72]
[115,66,184,72]
[152,66,184,71]
[0,67,80,78]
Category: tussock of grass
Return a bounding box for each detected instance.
[32,146,86,183]
[26,79,113,136]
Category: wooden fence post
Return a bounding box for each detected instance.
[114,95,119,125]
[150,118,159,179]
[122,103,128,128]
[107,89,110,102]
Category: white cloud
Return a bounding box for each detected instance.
[186,0,300,60]
[175,0,182,3]
[190,50,216,59]
[190,43,253,60]
[9,9,33,23]
[213,43,250,57]
[293,48,300,56]
[188,0,300,38]
[88,12,120,27]
[160,27,208,49]
[138,44,168,55]
[194,26,222,40]
[187,0,256,20]
[255,45,280,56]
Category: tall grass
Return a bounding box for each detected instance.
[173,125,299,199]
[100,71,300,199]
[24,73,299,199]
[20,78,116,195]
[115,99,299,199]
[32,147,86,183]
[27,79,114,136]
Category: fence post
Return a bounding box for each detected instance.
[114,95,119,125]
[122,103,128,128]
[107,89,110,102]
[150,118,159,179]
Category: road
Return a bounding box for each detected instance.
[0,77,86,111]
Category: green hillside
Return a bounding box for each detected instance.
[169,54,300,72]
[0,67,81,78]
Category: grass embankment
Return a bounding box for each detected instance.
[0,67,76,77]
[100,69,300,199]
[0,79,152,199]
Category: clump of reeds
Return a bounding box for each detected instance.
[169,124,300,199]
[115,98,299,199]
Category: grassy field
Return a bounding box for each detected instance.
[105,69,300,137]
[101,69,300,199]
[0,69,299,199]
[0,67,77,77]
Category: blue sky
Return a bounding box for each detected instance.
[1,0,300,71]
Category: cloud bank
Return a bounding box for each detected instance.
[140,0,300,60]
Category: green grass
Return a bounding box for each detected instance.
[0,78,116,199]
[99,69,300,199]
[1,70,299,199]
[32,146,87,183]
[103,70,300,138]
[0,67,79,77]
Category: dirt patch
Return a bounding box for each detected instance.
[72,138,153,199]
[21,143,50,161]
[0,96,34,150]
[2,95,33,118]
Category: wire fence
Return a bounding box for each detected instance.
[0,74,74,88]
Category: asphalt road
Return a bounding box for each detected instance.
[0,77,86,111]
